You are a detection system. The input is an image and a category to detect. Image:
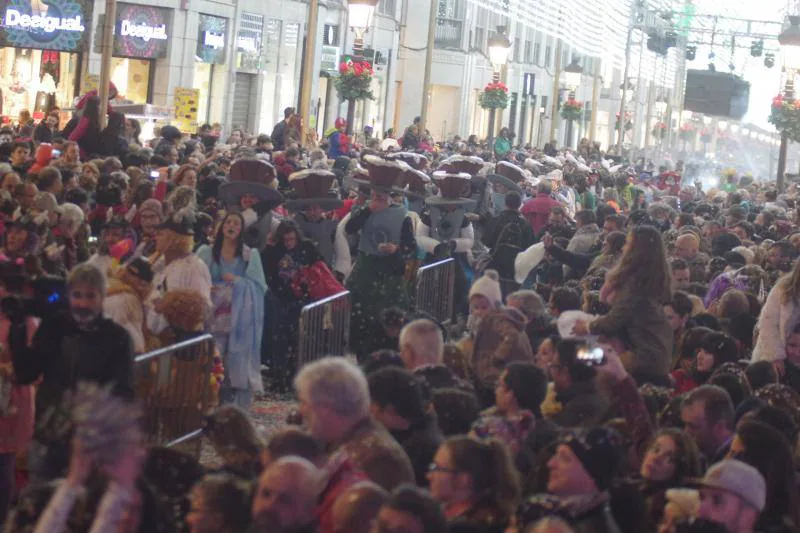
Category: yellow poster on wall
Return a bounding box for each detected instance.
[173,87,200,133]
[83,74,100,94]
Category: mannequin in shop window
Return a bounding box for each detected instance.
[68,96,103,160]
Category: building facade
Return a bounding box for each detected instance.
[392,0,687,150]
[0,0,683,147]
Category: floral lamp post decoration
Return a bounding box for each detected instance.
[335,59,375,135]
[479,82,510,109]
[560,97,583,147]
[652,121,668,142]
[479,81,509,144]
[769,93,800,143]
[679,123,696,151]
[615,111,633,131]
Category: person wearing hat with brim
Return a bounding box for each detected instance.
[105,257,155,353]
[145,208,212,338]
[417,171,475,317]
[218,158,284,253]
[345,156,417,359]
[286,168,343,267]
[487,172,524,217]
[688,459,766,533]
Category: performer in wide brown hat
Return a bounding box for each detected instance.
[345,155,416,359]
[218,158,284,252]
[285,168,343,266]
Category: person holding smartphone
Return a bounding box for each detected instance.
[547,338,609,429]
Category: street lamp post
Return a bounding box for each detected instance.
[777,15,800,193]
[562,58,583,149]
[486,26,511,145]
[345,0,379,135]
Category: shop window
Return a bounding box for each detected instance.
[110,58,150,104]
[237,12,264,71]
[323,24,339,46]
[0,48,79,120]
[378,0,396,17]
[193,62,213,123]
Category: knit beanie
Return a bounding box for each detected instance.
[559,427,622,491]
[469,269,502,308]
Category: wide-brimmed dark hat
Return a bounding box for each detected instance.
[156,208,196,236]
[386,151,429,171]
[354,155,409,194]
[427,171,474,208]
[219,158,282,208]
[496,161,527,183]
[487,173,523,194]
[286,169,343,211]
[438,155,485,176]
[400,166,431,199]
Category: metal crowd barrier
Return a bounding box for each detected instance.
[415,258,455,325]
[297,291,352,366]
[134,334,215,458]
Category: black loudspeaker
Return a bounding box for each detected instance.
[683,70,750,120]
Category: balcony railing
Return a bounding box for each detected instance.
[435,17,463,49]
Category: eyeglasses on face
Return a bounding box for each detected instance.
[428,463,458,474]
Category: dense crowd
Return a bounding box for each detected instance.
[0,91,799,533]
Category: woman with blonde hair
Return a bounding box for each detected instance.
[573,225,673,385]
[753,257,800,367]
[427,436,520,532]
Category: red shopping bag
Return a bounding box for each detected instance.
[301,261,346,302]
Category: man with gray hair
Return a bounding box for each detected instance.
[399,319,472,394]
[294,357,414,491]
[9,262,134,481]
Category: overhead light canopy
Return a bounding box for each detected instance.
[563,58,584,89]
[348,0,379,31]
[488,26,512,67]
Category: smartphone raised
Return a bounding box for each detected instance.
[576,343,606,366]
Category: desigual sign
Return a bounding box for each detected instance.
[203,30,224,49]
[119,19,167,42]
[196,14,227,64]
[114,3,171,59]
[0,0,93,51]
[4,9,84,32]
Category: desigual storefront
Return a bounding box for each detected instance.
[110,2,171,104]
[0,0,92,120]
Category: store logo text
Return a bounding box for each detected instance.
[4,9,85,33]
[120,20,167,41]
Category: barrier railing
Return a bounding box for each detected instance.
[415,258,455,325]
[297,290,352,366]
[134,334,215,458]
